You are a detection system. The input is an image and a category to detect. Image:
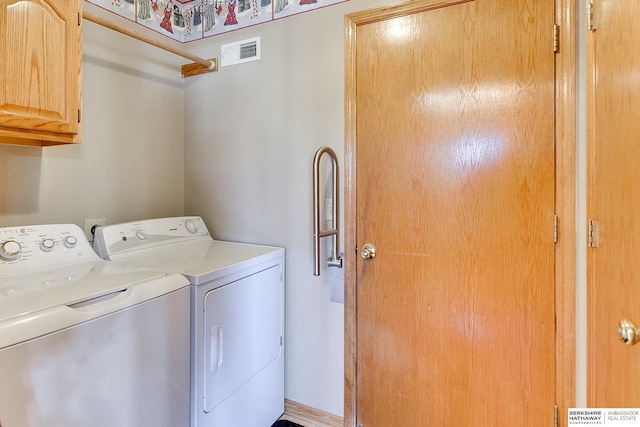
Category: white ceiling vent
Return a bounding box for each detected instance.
[220,37,261,67]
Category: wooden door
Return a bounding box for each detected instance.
[0,0,82,146]
[587,0,640,407]
[348,0,557,425]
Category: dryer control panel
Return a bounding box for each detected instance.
[93,216,211,258]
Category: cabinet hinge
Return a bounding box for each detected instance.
[588,220,600,248]
[587,0,598,31]
[553,215,559,243]
[78,12,81,26]
[78,109,81,124]
[553,24,560,53]
[554,405,559,427]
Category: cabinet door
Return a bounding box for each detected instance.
[0,0,82,146]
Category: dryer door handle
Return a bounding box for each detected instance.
[209,326,224,373]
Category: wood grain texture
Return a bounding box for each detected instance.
[181,59,218,78]
[346,0,560,425]
[587,0,640,407]
[0,0,82,146]
[343,14,358,427]
[554,0,577,421]
[278,399,343,427]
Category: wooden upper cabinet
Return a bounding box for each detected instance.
[0,0,82,146]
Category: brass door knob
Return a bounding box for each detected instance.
[361,243,376,260]
[619,319,640,346]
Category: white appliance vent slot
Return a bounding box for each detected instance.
[220,37,261,67]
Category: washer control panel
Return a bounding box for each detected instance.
[0,224,98,278]
[93,216,211,258]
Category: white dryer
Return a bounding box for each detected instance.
[93,216,285,427]
[0,224,191,427]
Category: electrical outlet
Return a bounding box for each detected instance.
[84,218,106,242]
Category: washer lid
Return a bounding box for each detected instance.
[109,239,284,285]
[0,259,166,324]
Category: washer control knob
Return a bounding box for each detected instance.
[40,238,55,252]
[63,235,78,248]
[135,230,148,240]
[0,241,22,261]
[185,219,198,234]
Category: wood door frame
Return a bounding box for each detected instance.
[585,1,640,406]
[343,1,576,425]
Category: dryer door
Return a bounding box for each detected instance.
[203,265,283,412]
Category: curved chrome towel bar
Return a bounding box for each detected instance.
[313,147,343,276]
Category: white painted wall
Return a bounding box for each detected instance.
[183,0,589,416]
[0,5,185,230]
[182,0,385,416]
[0,0,589,418]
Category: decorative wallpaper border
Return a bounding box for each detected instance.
[86,0,349,43]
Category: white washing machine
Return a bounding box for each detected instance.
[0,223,191,427]
[92,216,285,427]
